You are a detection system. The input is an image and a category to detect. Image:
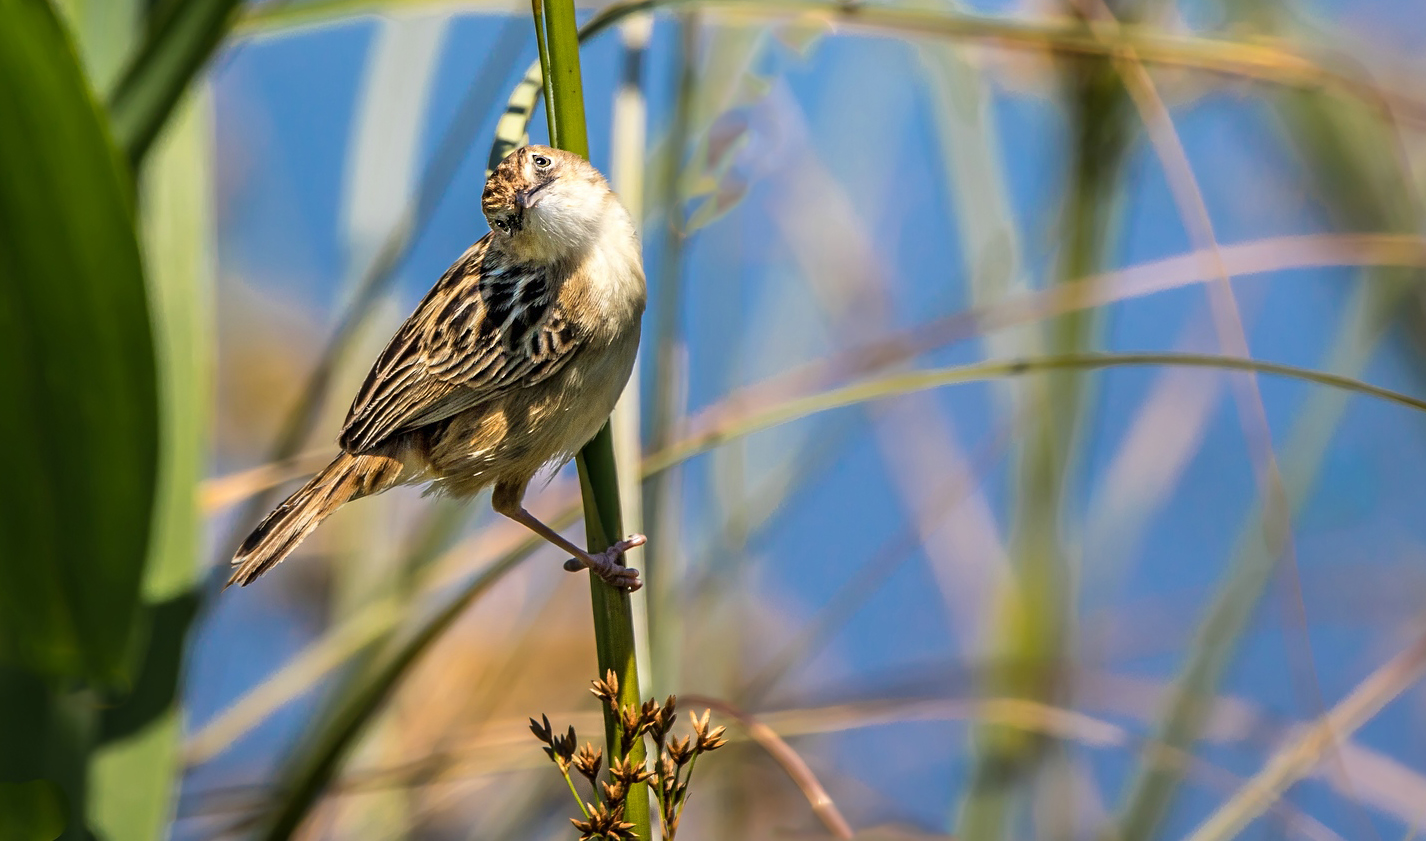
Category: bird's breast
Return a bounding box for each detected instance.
[561,218,646,339]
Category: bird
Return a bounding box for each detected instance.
[229,145,647,591]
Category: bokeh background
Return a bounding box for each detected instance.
[6,0,1426,839]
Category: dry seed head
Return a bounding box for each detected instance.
[618,710,645,753]
[640,697,660,729]
[573,742,603,784]
[530,715,578,769]
[691,710,727,753]
[601,779,626,804]
[543,725,576,770]
[653,695,678,739]
[620,702,642,736]
[610,755,653,784]
[571,801,637,840]
[668,735,695,766]
[698,726,727,753]
[590,672,619,711]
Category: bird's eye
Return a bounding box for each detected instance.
[493,219,510,233]
[532,154,552,169]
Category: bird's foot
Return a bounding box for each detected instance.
[563,534,646,592]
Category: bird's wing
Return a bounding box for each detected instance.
[338,238,584,453]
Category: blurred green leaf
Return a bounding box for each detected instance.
[133,83,215,605]
[0,780,66,841]
[89,80,215,840]
[89,593,198,840]
[107,0,244,165]
[0,0,158,682]
[51,0,142,93]
[0,667,96,841]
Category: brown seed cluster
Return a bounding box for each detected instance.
[532,670,728,840]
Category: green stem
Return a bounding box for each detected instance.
[532,2,652,837]
[530,0,557,144]
[561,767,592,818]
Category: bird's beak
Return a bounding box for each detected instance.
[516,182,549,210]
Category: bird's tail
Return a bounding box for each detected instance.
[228,452,406,587]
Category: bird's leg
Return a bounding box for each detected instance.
[492,482,644,591]
[562,532,646,589]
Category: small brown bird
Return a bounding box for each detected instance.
[230,146,647,591]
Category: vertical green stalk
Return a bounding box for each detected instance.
[532,1,652,836]
[957,35,1133,839]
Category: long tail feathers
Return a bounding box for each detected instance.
[228,452,405,587]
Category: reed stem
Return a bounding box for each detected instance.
[531,1,652,836]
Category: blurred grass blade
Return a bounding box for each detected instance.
[332,11,452,619]
[960,17,1134,832]
[1113,284,1412,841]
[642,351,1426,473]
[252,543,540,840]
[0,0,158,683]
[1184,631,1426,841]
[238,0,1426,129]
[107,0,244,165]
[184,597,404,766]
[609,10,655,691]
[89,82,217,841]
[690,698,854,838]
[644,12,697,698]
[1112,0,1422,821]
[89,594,198,840]
[192,350,1423,830]
[343,12,450,280]
[915,11,1029,669]
[186,494,581,765]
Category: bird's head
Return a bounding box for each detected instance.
[482,145,615,263]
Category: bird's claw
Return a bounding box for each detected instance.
[563,534,645,591]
